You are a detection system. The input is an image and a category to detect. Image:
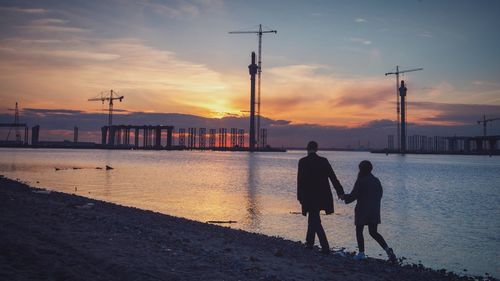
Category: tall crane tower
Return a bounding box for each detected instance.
[385,66,422,152]
[477,115,500,137]
[229,24,277,148]
[5,102,21,141]
[88,90,124,126]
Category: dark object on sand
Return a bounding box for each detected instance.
[106,165,113,170]
[95,167,103,169]
[32,189,52,194]
[75,202,95,209]
[206,220,237,224]
[289,211,302,215]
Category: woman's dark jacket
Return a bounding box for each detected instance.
[344,173,383,225]
[297,153,344,214]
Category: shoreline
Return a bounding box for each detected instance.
[2,145,498,156]
[0,144,287,152]
[0,176,495,281]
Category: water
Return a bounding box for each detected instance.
[0,148,499,278]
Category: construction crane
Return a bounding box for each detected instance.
[477,115,500,137]
[229,24,277,148]
[5,102,21,141]
[88,90,124,127]
[385,66,423,151]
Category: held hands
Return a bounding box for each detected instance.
[339,194,346,202]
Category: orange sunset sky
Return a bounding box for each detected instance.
[1,1,500,147]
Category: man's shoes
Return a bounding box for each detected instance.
[353,252,367,260]
[305,243,313,250]
[320,247,330,255]
[386,248,397,264]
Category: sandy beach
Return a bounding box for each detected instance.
[0,175,492,281]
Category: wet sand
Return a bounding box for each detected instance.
[0,176,491,281]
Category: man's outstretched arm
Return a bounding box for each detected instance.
[327,160,345,198]
[297,160,304,202]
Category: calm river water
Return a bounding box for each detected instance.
[0,148,499,277]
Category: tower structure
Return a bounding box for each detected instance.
[399,80,408,154]
[229,24,277,148]
[248,52,258,151]
[385,66,422,152]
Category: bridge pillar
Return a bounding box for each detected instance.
[134,128,139,147]
[166,128,173,147]
[155,126,162,147]
[31,125,40,145]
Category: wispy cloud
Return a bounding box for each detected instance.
[19,21,88,34]
[349,37,372,45]
[140,0,199,18]
[418,31,433,38]
[31,18,67,25]
[137,0,223,19]
[410,102,500,125]
[229,64,395,126]
[334,88,392,109]
[1,0,498,137]
[0,33,232,116]
[0,6,48,14]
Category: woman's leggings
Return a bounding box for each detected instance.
[356,224,388,252]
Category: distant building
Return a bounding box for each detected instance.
[387,135,394,150]
[385,133,499,154]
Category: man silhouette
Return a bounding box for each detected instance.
[297,141,345,253]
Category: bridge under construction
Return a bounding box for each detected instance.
[99,125,276,151]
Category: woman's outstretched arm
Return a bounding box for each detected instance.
[344,179,361,204]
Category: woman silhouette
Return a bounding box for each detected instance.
[344,160,397,263]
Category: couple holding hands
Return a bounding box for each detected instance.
[297,141,397,263]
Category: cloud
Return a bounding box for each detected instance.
[334,88,392,109]
[1,0,498,138]
[0,31,232,116]
[354,18,366,23]
[419,81,454,99]
[23,108,85,115]
[0,6,48,14]
[138,0,224,19]
[0,43,120,61]
[237,64,395,126]
[141,1,197,18]
[31,18,67,25]
[18,24,88,34]
[349,37,372,45]
[410,102,500,125]
[419,31,433,38]
[0,1,234,118]
[264,96,318,112]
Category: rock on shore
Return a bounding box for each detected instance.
[0,176,491,281]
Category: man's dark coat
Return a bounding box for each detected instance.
[297,152,345,214]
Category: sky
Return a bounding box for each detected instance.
[0,0,499,147]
